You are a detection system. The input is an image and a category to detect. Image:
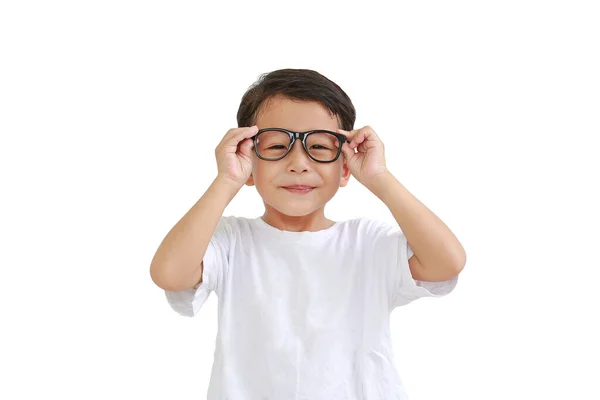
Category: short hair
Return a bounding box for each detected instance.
[236,68,356,131]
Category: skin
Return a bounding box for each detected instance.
[244,95,352,233]
[243,96,465,281]
[150,95,465,291]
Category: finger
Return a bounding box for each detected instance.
[220,126,258,151]
[356,127,380,149]
[221,126,257,144]
[231,125,258,142]
[238,137,255,157]
[341,141,356,160]
[338,127,363,148]
[357,140,369,153]
[352,127,372,146]
[337,127,360,140]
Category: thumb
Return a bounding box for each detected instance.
[341,141,355,162]
[238,138,255,158]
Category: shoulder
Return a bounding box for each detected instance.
[214,215,238,231]
[210,215,248,238]
[339,217,394,231]
[215,215,263,237]
[335,217,398,239]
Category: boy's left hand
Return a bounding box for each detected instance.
[338,126,389,187]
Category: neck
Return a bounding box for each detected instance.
[262,209,335,232]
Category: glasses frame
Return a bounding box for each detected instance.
[250,128,350,163]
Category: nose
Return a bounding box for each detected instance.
[286,140,310,173]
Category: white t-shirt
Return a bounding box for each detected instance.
[165,216,458,400]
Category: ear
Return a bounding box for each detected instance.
[339,157,352,187]
[245,173,255,186]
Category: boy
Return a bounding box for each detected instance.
[150,68,465,399]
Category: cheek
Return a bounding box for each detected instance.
[318,166,344,189]
[252,164,273,188]
[330,163,345,178]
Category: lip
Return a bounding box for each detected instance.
[282,185,314,194]
[283,185,314,189]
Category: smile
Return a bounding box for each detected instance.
[282,186,314,194]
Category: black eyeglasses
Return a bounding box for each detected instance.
[250,128,350,163]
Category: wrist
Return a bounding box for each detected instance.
[214,174,245,192]
[365,170,394,194]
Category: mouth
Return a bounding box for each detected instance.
[281,186,314,194]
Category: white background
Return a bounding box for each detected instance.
[1,1,598,399]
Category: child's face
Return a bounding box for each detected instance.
[246,95,351,218]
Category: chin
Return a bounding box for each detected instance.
[267,203,318,217]
[262,195,322,217]
[257,186,337,217]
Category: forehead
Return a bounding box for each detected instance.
[255,95,339,131]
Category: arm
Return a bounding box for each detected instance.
[149,176,241,292]
[337,125,465,283]
[368,171,466,282]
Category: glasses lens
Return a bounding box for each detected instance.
[255,130,341,161]
[306,132,340,161]
[256,130,291,159]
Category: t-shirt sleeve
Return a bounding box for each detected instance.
[164,216,232,317]
[369,219,459,309]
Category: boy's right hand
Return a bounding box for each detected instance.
[215,126,258,186]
